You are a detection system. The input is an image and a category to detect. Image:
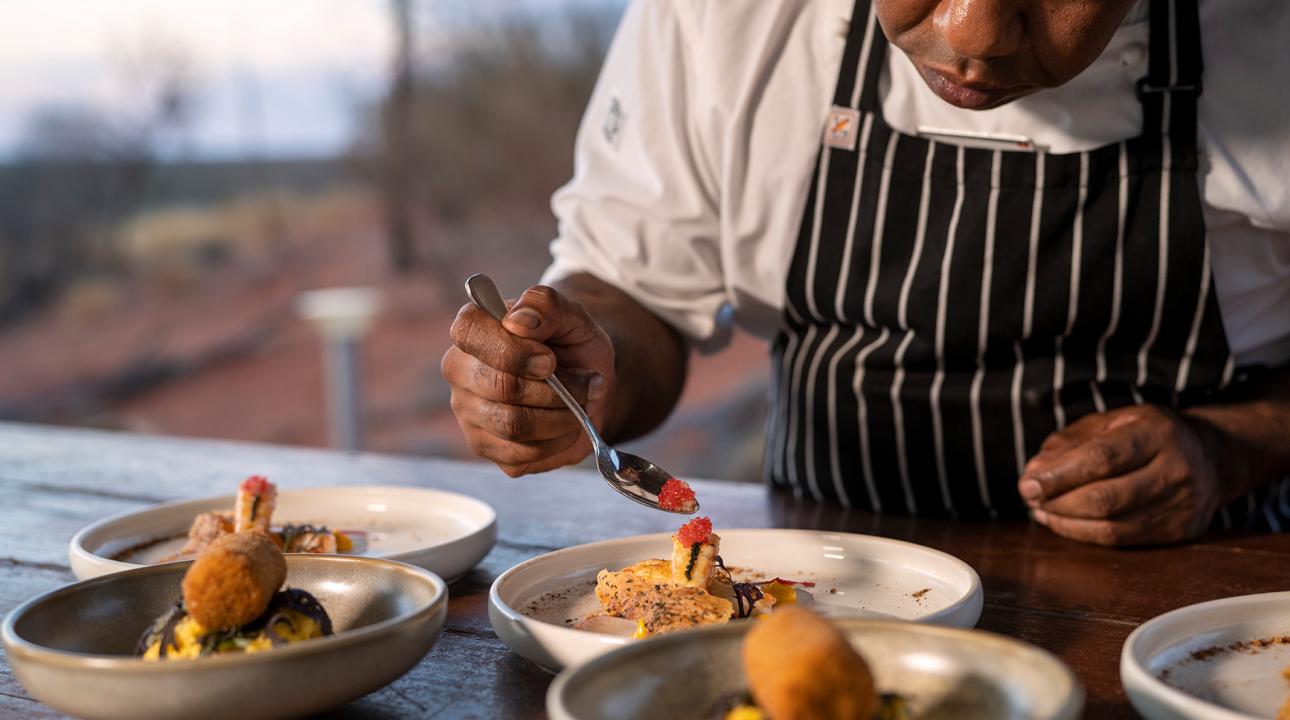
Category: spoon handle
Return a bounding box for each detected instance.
[464,273,511,320]
[464,274,607,451]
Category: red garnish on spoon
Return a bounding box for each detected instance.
[658,478,698,513]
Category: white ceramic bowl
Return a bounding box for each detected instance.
[4,555,447,720]
[548,618,1083,720]
[491,528,983,671]
[1122,591,1290,720]
[69,485,497,582]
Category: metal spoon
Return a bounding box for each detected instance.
[465,273,697,514]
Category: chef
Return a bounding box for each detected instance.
[442,0,1290,545]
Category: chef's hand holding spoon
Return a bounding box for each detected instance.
[442,281,615,477]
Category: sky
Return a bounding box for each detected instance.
[0,0,621,161]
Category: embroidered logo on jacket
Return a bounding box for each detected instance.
[603,95,626,150]
[823,106,860,151]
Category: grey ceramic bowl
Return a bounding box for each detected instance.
[548,618,1084,720]
[2,555,447,720]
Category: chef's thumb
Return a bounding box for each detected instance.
[501,285,599,348]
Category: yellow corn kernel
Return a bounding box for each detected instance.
[631,620,649,639]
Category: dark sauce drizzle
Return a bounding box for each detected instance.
[716,556,765,619]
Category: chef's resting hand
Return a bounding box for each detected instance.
[442,284,615,477]
[1018,405,1224,546]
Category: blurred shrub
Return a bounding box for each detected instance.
[357,3,621,283]
[0,38,196,325]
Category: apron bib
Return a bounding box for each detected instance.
[768,0,1249,520]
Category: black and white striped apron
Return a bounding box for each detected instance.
[767,0,1283,523]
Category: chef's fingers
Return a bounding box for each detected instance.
[502,285,596,346]
[501,285,614,373]
[1033,489,1200,547]
[1032,456,1169,519]
[441,347,603,408]
[1029,410,1125,466]
[462,428,589,477]
[451,389,583,443]
[450,302,556,380]
[1030,509,1137,547]
[1020,412,1159,503]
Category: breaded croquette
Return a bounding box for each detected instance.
[182,529,286,630]
[743,607,878,720]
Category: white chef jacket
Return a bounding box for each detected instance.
[542,0,1290,367]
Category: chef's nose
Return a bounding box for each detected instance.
[935,0,1027,60]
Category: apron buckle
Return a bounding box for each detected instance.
[1135,77,1203,99]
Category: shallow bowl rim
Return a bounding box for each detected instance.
[548,617,1084,720]
[489,527,984,639]
[68,484,498,575]
[2,554,447,673]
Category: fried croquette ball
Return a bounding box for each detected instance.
[742,607,878,720]
[182,529,286,630]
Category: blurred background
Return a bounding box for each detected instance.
[0,0,769,482]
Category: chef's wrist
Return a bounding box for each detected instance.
[598,321,687,444]
[1181,392,1290,504]
[551,273,688,445]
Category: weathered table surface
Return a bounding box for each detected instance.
[0,421,1286,719]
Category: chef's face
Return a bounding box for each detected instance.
[875,0,1139,110]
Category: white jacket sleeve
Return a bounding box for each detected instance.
[541,0,731,351]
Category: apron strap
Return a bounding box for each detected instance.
[1139,0,1202,150]
[848,1,886,114]
[833,3,876,108]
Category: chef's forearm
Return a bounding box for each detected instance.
[552,273,688,443]
[1183,365,1290,503]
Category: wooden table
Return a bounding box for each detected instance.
[0,421,1285,719]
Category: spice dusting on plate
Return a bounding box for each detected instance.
[1187,635,1290,663]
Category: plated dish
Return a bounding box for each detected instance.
[1122,591,1290,720]
[2,554,447,720]
[70,482,497,582]
[139,527,332,660]
[590,517,826,638]
[491,527,982,671]
[547,612,1083,720]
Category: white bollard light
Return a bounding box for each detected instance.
[296,287,381,452]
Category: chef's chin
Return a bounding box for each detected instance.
[918,65,1031,110]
